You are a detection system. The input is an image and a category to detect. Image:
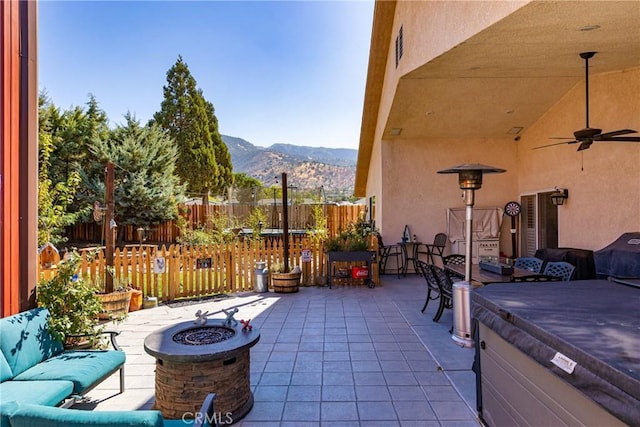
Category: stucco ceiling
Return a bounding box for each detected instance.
[385,1,640,141]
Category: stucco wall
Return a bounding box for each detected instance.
[396,1,527,77]
[367,1,526,249]
[518,67,640,250]
[380,137,518,255]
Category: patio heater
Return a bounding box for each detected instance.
[438,163,505,347]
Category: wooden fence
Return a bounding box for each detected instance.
[38,237,380,303]
[66,204,368,245]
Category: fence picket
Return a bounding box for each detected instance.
[38,233,380,303]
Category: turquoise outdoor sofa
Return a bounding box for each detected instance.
[0,307,126,427]
[0,393,217,427]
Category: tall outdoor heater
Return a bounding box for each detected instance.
[438,163,505,347]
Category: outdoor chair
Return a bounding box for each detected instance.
[430,264,454,323]
[514,256,544,273]
[511,274,562,283]
[374,232,403,277]
[442,254,465,282]
[443,254,465,266]
[417,260,452,323]
[419,233,448,264]
[543,261,576,281]
[416,260,440,315]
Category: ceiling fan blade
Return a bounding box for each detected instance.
[577,140,594,151]
[597,136,640,142]
[549,137,575,140]
[596,129,638,139]
[533,140,577,150]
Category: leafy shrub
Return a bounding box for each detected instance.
[37,251,104,346]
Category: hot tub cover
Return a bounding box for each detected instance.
[472,280,640,425]
[594,232,640,278]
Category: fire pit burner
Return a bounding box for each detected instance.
[173,326,235,345]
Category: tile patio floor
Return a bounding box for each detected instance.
[73,274,481,426]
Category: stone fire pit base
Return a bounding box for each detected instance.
[144,320,260,424]
[154,347,252,420]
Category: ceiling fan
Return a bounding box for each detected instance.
[534,51,640,152]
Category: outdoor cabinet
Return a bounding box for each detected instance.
[471,280,639,427]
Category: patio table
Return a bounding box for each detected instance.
[445,263,540,285]
[398,241,422,276]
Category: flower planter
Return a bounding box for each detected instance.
[129,288,143,312]
[326,251,376,288]
[97,290,132,320]
[271,271,301,293]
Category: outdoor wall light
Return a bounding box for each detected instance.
[438,163,506,348]
[551,187,569,206]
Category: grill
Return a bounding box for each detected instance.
[594,232,640,279]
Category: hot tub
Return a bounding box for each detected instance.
[472,280,639,426]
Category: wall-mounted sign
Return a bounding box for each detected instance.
[301,249,312,263]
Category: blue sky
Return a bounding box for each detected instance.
[38,1,374,150]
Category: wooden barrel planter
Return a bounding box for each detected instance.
[97,289,132,320]
[271,272,301,293]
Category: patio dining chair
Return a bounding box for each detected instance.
[417,260,452,323]
[374,232,403,277]
[514,256,544,273]
[442,254,465,282]
[418,233,448,264]
[416,260,441,315]
[430,264,453,323]
[543,261,575,281]
[511,274,562,283]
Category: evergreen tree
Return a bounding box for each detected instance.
[152,56,220,203]
[205,99,233,196]
[37,94,84,246]
[233,173,263,204]
[86,114,186,236]
[42,93,111,221]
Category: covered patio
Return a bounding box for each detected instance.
[72,276,480,426]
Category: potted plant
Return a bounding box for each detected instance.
[94,266,133,321]
[270,261,302,293]
[37,251,105,348]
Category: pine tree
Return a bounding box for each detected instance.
[204,99,233,196]
[37,94,83,246]
[152,56,221,204]
[87,114,186,233]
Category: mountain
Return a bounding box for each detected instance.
[222,135,357,191]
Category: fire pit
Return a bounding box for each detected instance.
[144,319,260,422]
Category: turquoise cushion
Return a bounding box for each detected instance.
[9,404,163,427]
[165,419,210,427]
[13,350,125,394]
[0,352,12,382]
[0,381,74,427]
[0,379,74,406]
[0,308,64,377]
[0,401,19,427]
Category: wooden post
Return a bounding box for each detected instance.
[281,173,289,272]
[104,162,115,293]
